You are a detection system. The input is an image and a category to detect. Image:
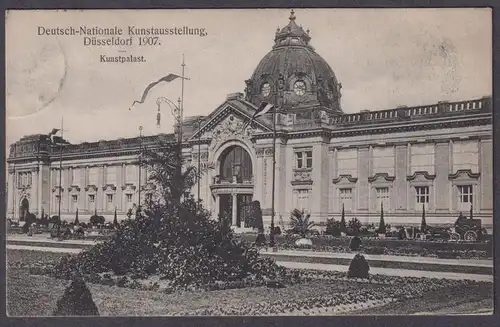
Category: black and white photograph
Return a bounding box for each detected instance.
[5,8,493,316]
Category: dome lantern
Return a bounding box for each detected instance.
[244,10,343,116]
[273,9,312,50]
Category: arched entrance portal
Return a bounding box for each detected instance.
[215,145,254,228]
[19,198,29,221]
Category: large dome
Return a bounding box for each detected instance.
[245,10,343,114]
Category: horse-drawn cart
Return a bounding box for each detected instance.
[448,216,485,242]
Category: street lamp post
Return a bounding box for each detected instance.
[269,103,277,248]
[269,74,284,248]
[137,125,143,218]
[57,118,64,238]
[197,118,202,205]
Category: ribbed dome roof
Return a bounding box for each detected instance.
[245,10,342,114]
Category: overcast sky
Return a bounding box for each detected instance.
[6,8,492,149]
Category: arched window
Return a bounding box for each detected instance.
[219,145,253,183]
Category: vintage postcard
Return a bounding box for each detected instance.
[5,8,493,316]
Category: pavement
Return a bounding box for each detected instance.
[6,243,493,282]
[277,261,493,282]
[7,234,493,268]
[261,249,493,267]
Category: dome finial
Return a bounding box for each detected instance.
[289,9,296,21]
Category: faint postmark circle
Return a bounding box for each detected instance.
[6,38,67,119]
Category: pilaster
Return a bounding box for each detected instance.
[434,141,451,211]
[480,139,492,210]
[357,147,370,210]
[394,144,408,211]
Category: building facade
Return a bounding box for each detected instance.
[6,12,493,228]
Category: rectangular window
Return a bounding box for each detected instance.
[71,169,81,186]
[106,194,114,211]
[458,185,473,211]
[295,150,313,169]
[71,195,78,211]
[305,151,313,168]
[126,194,133,202]
[415,186,429,210]
[88,194,95,212]
[415,186,429,203]
[339,188,353,211]
[54,195,61,213]
[295,152,303,169]
[375,187,390,211]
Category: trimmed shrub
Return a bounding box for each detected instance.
[53,276,99,316]
[325,218,341,237]
[349,236,362,251]
[347,218,362,236]
[90,215,105,226]
[347,254,370,278]
[377,203,386,234]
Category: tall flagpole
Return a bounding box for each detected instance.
[57,117,64,238]
[197,118,202,204]
[180,54,185,144]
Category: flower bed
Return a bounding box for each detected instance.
[166,272,490,315]
[239,234,492,259]
[8,249,491,316]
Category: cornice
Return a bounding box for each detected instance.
[291,180,314,186]
[52,186,65,192]
[68,185,81,192]
[448,169,481,180]
[332,174,358,184]
[6,107,492,163]
[121,183,137,191]
[406,171,436,181]
[368,173,396,183]
[103,184,117,191]
[85,185,98,192]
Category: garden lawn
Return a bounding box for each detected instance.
[8,266,382,316]
[6,249,493,316]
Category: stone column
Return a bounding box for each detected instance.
[232,193,238,227]
[37,165,43,216]
[214,194,220,220]
[8,172,13,216]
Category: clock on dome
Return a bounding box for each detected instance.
[261,83,271,97]
[293,80,306,96]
